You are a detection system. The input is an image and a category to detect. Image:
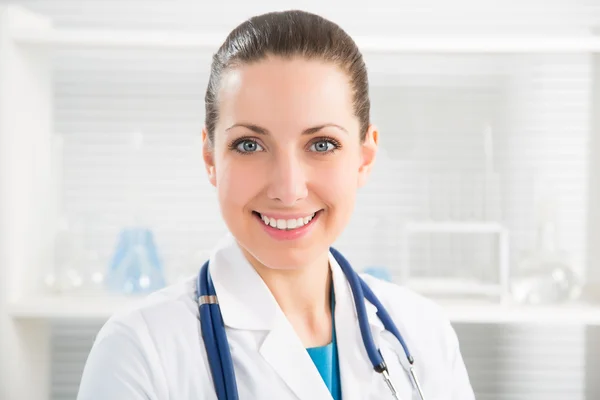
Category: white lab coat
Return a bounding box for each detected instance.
[78,234,475,400]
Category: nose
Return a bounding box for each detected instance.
[266,152,309,206]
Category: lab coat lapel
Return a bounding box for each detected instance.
[329,253,385,400]
[209,235,333,400]
[260,312,333,400]
[209,236,391,399]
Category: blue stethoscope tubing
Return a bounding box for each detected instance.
[196,248,426,400]
[198,260,238,400]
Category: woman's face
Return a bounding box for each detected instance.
[203,56,378,270]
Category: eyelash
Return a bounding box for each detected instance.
[228,136,263,155]
[309,136,342,154]
[227,136,342,155]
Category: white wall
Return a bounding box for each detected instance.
[1,1,599,399]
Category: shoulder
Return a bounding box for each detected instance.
[359,274,449,326]
[85,276,199,371]
[359,274,459,360]
[98,275,199,346]
[79,277,201,398]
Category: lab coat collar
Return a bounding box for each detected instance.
[209,234,385,400]
[209,234,384,331]
[208,234,279,330]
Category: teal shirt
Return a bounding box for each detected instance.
[306,288,342,400]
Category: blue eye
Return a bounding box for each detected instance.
[235,140,264,153]
[310,140,336,153]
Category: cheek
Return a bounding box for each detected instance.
[216,156,264,210]
[311,154,359,209]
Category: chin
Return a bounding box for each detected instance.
[227,208,346,271]
[263,248,319,270]
[242,237,330,271]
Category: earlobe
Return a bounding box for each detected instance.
[202,128,217,187]
[357,125,379,188]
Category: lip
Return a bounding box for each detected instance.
[254,209,322,241]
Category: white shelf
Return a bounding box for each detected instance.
[404,221,507,233]
[357,36,600,54]
[406,278,503,296]
[12,28,226,50]
[9,27,600,53]
[439,299,600,325]
[7,294,600,325]
[7,295,147,320]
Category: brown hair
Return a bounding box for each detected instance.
[204,10,370,144]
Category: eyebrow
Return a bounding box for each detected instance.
[225,123,348,135]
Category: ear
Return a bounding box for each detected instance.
[202,128,217,187]
[357,124,378,188]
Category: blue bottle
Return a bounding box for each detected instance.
[106,227,166,294]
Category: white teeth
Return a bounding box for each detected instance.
[258,212,317,230]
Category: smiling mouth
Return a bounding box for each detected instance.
[252,210,322,231]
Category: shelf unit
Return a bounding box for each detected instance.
[441,300,600,325]
[400,221,511,302]
[7,295,148,320]
[10,25,600,53]
[2,4,600,400]
[7,294,600,326]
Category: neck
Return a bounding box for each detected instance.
[242,248,333,347]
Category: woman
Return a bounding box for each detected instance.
[78,10,475,400]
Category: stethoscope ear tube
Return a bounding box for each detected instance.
[207,267,240,400]
[198,250,425,400]
[199,261,240,400]
[329,248,386,370]
[199,262,228,399]
[330,247,425,400]
[359,279,414,364]
[409,366,426,400]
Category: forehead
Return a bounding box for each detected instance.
[216,56,358,133]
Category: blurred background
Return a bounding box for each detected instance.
[1,0,600,399]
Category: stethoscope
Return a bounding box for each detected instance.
[196,247,426,400]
